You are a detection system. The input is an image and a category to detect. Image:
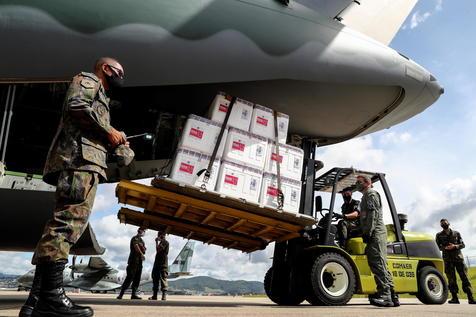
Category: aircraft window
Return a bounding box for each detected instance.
[430,74,437,81]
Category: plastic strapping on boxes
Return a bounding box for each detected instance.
[197,95,236,189]
[273,110,284,210]
[229,127,267,141]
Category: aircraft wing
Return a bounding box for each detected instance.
[67,269,110,289]
[296,0,418,45]
[0,188,105,255]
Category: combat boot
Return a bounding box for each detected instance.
[369,294,394,308]
[467,292,475,304]
[32,260,93,317]
[448,292,460,304]
[130,289,142,300]
[391,289,400,307]
[148,290,158,300]
[19,266,41,317]
[116,289,125,300]
[161,291,167,301]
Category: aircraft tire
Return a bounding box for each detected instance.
[264,267,304,306]
[416,266,448,304]
[309,252,355,306]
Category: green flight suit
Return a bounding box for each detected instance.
[360,188,394,298]
[32,72,112,264]
[152,239,169,292]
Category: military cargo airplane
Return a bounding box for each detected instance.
[0,0,443,254]
[17,241,195,293]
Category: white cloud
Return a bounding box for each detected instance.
[404,0,444,30]
[0,253,32,275]
[379,131,413,145]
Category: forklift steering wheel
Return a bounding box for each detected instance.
[319,208,330,217]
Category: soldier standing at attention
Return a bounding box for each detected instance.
[355,175,398,308]
[19,57,127,317]
[149,231,169,301]
[117,227,147,300]
[436,219,475,304]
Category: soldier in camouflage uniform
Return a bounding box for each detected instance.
[436,219,475,304]
[356,175,398,308]
[19,57,127,317]
[149,231,169,301]
[117,227,147,300]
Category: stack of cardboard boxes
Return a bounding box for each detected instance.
[170,92,304,214]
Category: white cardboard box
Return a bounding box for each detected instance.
[222,127,268,170]
[208,92,253,131]
[250,105,289,143]
[170,148,221,190]
[259,173,302,213]
[216,160,263,204]
[178,114,228,157]
[265,142,304,181]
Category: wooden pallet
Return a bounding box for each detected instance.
[116,178,316,253]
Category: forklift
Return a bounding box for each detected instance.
[264,164,449,305]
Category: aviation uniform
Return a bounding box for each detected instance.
[360,188,394,302]
[119,234,146,298]
[33,72,112,264]
[435,229,474,303]
[337,198,360,247]
[151,238,169,299]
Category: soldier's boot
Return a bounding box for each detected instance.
[148,290,158,300]
[116,289,125,300]
[161,291,167,301]
[448,292,460,304]
[32,261,93,317]
[130,289,142,300]
[467,292,475,304]
[19,266,41,317]
[391,289,400,307]
[369,294,394,308]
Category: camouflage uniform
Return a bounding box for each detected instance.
[33,72,112,264]
[360,188,394,299]
[152,239,169,293]
[120,235,146,293]
[436,229,473,295]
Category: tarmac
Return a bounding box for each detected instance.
[0,290,475,317]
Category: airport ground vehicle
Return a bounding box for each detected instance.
[115,138,448,306]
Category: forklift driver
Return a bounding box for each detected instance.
[337,187,361,247]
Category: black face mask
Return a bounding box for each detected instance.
[106,73,124,89]
[441,224,449,230]
[343,196,351,202]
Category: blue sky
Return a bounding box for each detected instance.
[2,0,476,279]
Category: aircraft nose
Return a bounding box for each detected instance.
[427,74,444,98]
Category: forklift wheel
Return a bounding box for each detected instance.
[416,266,448,304]
[264,267,304,305]
[308,252,355,306]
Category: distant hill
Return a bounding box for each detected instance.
[143,276,264,295]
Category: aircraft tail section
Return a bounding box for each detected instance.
[296,0,418,45]
[169,241,195,274]
[340,0,418,45]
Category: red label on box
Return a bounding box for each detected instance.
[219,104,229,113]
[271,153,283,163]
[224,174,238,185]
[267,186,279,197]
[189,128,203,139]
[256,116,268,126]
[232,141,245,152]
[179,163,194,174]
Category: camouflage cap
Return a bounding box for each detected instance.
[114,144,135,167]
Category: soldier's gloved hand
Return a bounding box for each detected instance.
[107,128,127,147]
[141,255,145,261]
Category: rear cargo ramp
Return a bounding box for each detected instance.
[116,178,316,253]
